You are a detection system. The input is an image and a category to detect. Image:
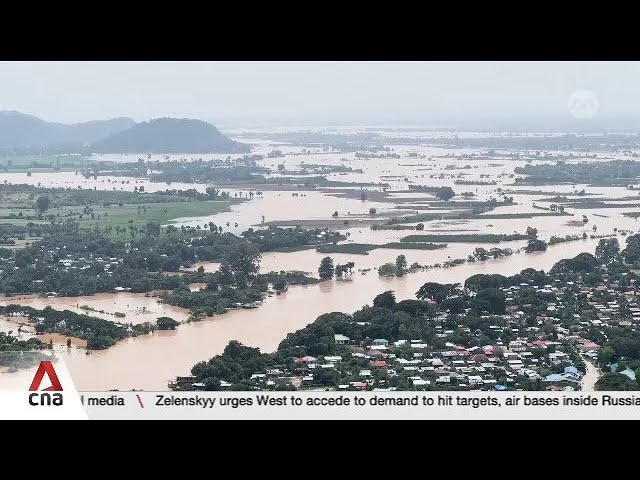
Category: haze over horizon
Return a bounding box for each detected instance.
[1,61,639,131]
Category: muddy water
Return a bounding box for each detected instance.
[580,361,600,392]
[182,262,221,272]
[0,316,31,334]
[2,135,637,391]
[54,240,597,391]
[174,190,394,234]
[0,293,191,326]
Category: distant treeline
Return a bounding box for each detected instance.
[515,160,640,185]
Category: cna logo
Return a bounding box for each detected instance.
[28,361,64,406]
[29,361,63,391]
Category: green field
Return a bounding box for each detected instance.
[0,155,90,173]
[74,200,236,232]
[0,199,237,239]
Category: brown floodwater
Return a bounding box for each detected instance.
[0,293,191,326]
[2,135,639,391]
[182,262,221,272]
[0,316,31,334]
[188,283,207,292]
[50,239,598,391]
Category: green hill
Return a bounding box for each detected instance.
[91,117,250,154]
[0,111,135,153]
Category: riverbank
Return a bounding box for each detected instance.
[56,239,599,391]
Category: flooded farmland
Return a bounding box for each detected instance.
[3,129,640,390]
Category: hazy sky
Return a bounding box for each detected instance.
[1,61,639,129]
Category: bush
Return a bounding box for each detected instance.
[378,263,398,277]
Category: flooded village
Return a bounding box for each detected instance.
[4,127,640,392]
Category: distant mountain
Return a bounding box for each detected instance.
[62,117,137,144]
[0,111,135,151]
[91,117,250,154]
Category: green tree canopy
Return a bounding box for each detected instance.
[318,256,335,280]
[373,290,396,309]
[36,195,50,213]
[595,373,640,391]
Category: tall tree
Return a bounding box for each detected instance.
[318,256,335,280]
[435,187,455,201]
[35,195,50,213]
[373,290,396,309]
[221,242,261,278]
[595,238,620,264]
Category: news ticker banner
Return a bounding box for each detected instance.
[3,353,640,420]
[4,390,640,419]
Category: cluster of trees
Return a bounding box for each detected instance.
[594,328,640,390]
[548,234,586,245]
[163,268,318,318]
[0,225,347,296]
[0,304,155,350]
[242,226,344,252]
[2,183,210,208]
[150,164,266,184]
[317,257,360,280]
[595,373,640,391]
[434,186,455,201]
[525,239,548,253]
[622,234,640,264]
[162,284,265,317]
[469,247,514,261]
[260,271,319,287]
[407,185,455,201]
[82,156,265,185]
[190,341,279,391]
[378,255,408,277]
[156,317,180,330]
[0,332,51,370]
[0,330,47,353]
[0,220,80,240]
[335,262,355,277]
[416,281,506,315]
[515,160,640,185]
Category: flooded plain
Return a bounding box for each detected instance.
[2,130,640,390]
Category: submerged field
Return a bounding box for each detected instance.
[3,128,640,390]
